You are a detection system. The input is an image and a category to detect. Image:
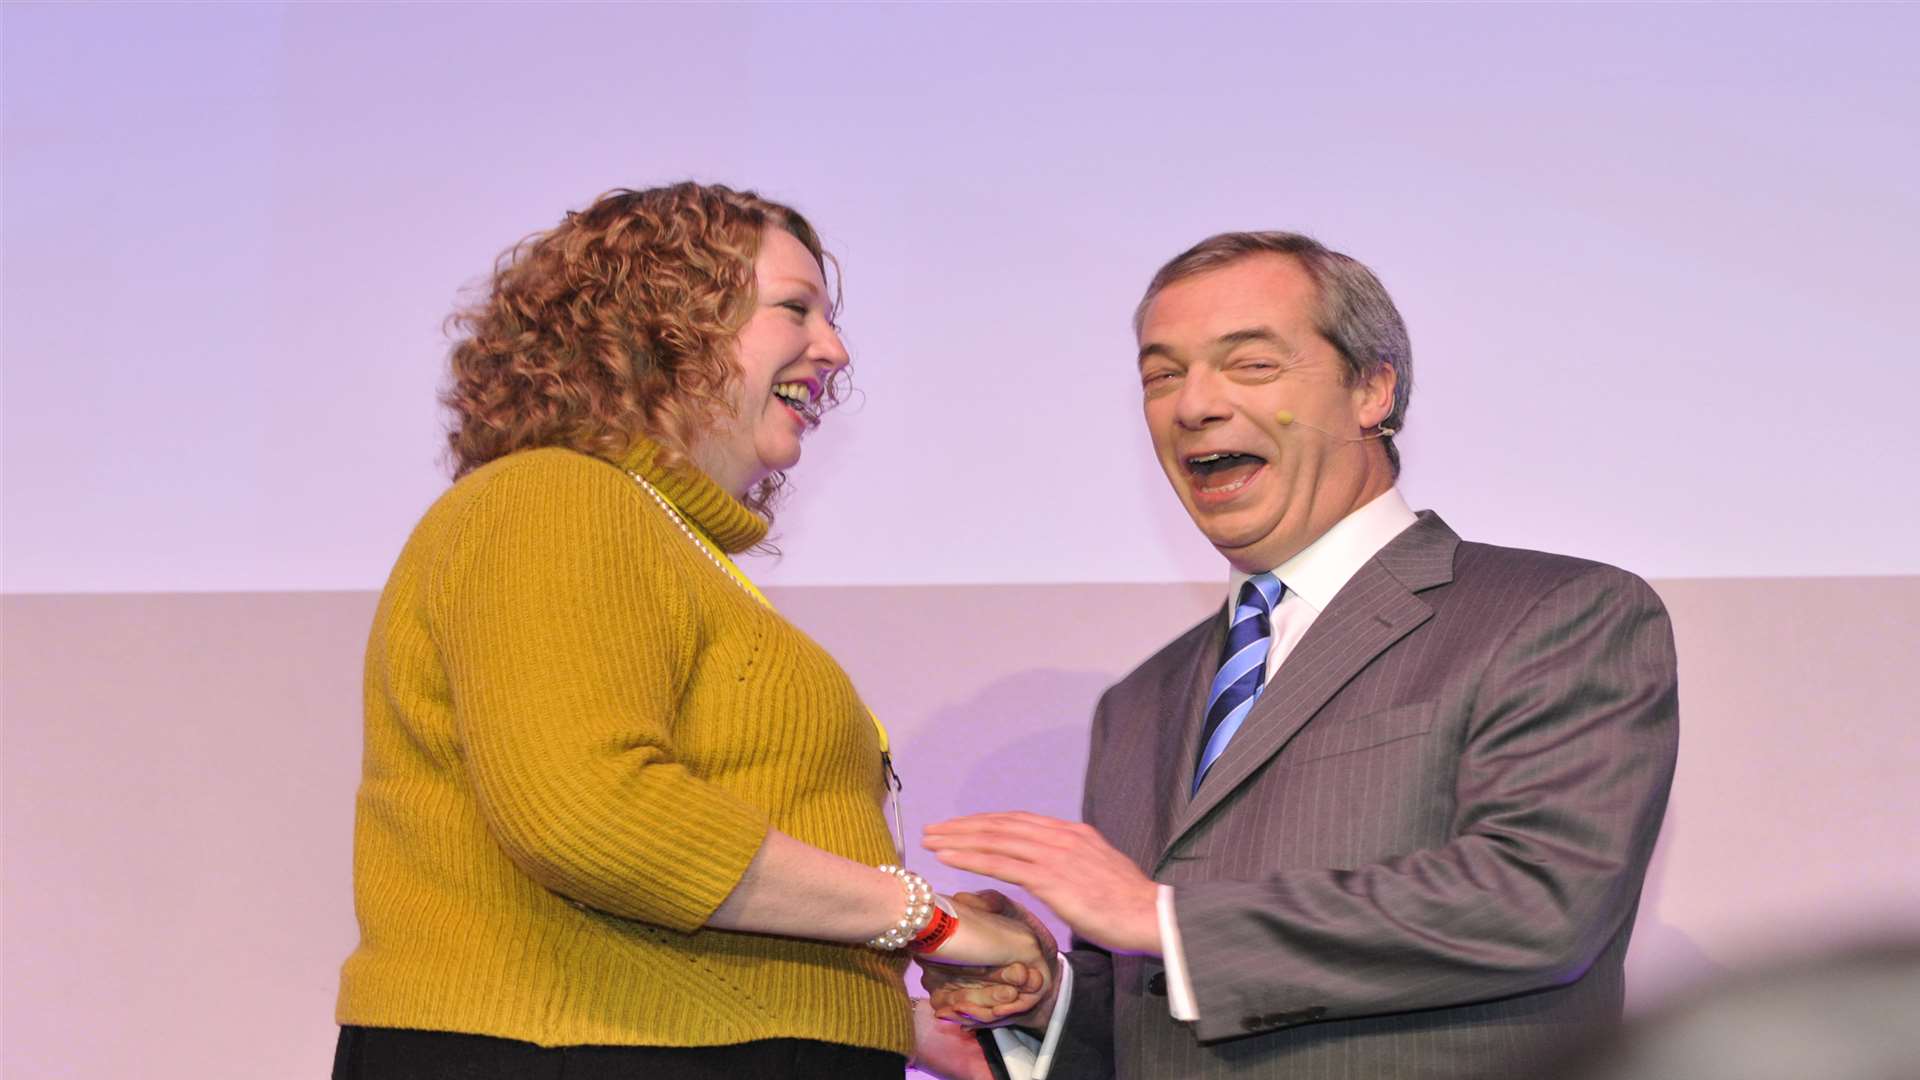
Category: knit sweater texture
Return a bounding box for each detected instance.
[336,441,911,1054]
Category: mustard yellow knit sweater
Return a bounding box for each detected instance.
[336,441,910,1054]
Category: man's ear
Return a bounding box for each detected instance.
[1354,363,1397,430]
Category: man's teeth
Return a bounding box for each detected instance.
[1188,451,1258,469]
[1186,451,1263,490]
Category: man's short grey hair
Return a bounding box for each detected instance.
[1134,231,1413,478]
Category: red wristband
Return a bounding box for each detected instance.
[907,903,960,954]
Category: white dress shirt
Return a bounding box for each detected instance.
[998,488,1417,1075]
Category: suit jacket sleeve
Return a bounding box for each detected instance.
[1042,943,1117,1080]
[1173,564,1679,1043]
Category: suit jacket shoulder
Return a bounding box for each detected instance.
[1441,537,1669,644]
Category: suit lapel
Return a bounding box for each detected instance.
[1165,612,1225,820]
[1156,512,1459,867]
[1112,612,1222,868]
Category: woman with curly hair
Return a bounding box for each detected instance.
[332,183,1042,1079]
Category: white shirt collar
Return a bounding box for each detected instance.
[1227,488,1418,616]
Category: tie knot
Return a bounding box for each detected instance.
[1238,572,1283,616]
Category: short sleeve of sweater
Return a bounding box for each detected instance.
[429,451,770,933]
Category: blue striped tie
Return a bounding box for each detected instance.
[1194,573,1283,794]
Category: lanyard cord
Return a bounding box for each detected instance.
[627,472,907,861]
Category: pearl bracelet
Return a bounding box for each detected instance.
[866,865,936,951]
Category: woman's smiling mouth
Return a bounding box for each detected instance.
[771,380,819,426]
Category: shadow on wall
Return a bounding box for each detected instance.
[1557,940,1920,1080]
[1624,801,1724,1011]
[898,666,1113,955]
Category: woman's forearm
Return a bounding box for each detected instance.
[706,830,1045,969]
[706,829,902,939]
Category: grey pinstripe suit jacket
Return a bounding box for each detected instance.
[1050,512,1679,1080]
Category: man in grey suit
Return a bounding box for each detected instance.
[922,232,1679,1079]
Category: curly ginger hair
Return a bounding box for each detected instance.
[442,182,845,516]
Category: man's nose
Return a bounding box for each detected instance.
[1173,368,1231,429]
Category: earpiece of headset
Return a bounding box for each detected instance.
[1274,410,1396,440]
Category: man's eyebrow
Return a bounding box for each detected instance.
[1137,342,1179,367]
[1139,327,1297,367]
[1213,327,1296,354]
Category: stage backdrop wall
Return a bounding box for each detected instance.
[4,2,1918,595]
[5,580,1919,1078]
[5,3,1918,1079]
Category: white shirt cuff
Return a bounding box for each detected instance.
[1157,883,1200,1022]
[988,950,1074,1079]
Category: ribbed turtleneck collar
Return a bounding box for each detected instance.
[619,438,768,554]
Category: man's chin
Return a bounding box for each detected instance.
[1187,514,1278,557]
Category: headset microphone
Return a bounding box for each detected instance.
[1274,410,1396,442]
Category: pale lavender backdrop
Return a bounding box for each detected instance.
[4,2,1917,593]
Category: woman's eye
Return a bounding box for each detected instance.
[779,301,809,318]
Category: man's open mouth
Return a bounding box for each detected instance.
[1186,452,1266,493]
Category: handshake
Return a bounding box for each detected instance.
[906,810,1165,1075]
[915,888,1061,1031]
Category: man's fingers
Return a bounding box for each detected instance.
[930,848,1039,886]
[924,821,1082,861]
[940,994,1014,1025]
[925,832,1065,869]
[928,811,1071,834]
[992,962,1029,986]
[951,888,1018,916]
[925,816,1080,850]
[937,1006,991,1027]
[923,963,1026,994]
[931,985,1006,1012]
[949,890,1006,916]
[928,969,1048,1030]
[931,969,1027,996]
[934,996,1039,1028]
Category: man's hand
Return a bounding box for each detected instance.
[921,890,1059,1028]
[925,812,1160,955]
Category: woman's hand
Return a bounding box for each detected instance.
[920,890,1061,1030]
[919,897,1048,969]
